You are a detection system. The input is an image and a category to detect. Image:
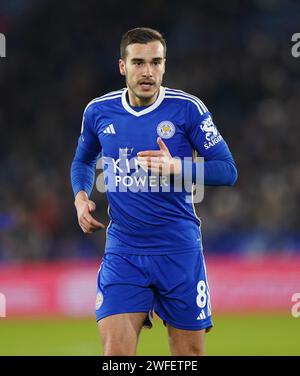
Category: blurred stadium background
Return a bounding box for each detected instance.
[0,0,300,355]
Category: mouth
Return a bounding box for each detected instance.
[138,81,155,90]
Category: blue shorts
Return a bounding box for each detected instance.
[95,250,213,331]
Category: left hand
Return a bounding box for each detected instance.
[137,137,182,175]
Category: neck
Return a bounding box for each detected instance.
[127,87,160,107]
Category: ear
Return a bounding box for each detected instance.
[162,58,166,75]
[119,59,126,76]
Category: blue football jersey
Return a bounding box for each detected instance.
[74,86,236,254]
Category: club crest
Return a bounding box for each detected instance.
[157,121,176,139]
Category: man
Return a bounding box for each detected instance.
[71,27,237,356]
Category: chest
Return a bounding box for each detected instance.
[96,109,192,159]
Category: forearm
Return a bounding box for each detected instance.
[182,158,238,186]
[70,145,99,197]
[71,160,96,197]
[204,159,237,185]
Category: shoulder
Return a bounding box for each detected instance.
[83,88,125,114]
[164,87,209,116]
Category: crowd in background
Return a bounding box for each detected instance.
[0,0,299,262]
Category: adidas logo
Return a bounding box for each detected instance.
[197,310,206,320]
[103,123,116,134]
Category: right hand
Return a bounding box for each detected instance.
[74,191,105,234]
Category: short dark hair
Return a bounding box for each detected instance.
[120,27,166,59]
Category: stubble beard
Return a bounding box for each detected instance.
[126,78,161,103]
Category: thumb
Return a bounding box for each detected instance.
[157,137,169,153]
[88,200,96,212]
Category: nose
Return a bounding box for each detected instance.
[142,63,153,77]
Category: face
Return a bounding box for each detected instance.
[119,41,166,106]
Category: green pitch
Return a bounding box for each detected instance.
[0,313,299,355]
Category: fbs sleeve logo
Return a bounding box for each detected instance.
[0,33,6,57]
[200,116,222,149]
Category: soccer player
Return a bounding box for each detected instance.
[71,27,237,356]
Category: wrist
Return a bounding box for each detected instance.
[74,191,89,207]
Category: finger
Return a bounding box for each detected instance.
[84,213,106,229]
[148,163,167,174]
[79,221,92,234]
[148,158,170,168]
[138,160,160,172]
[147,166,161,174]
[157,137,169,153]
[138,156,164,163]
[88,201,96,212]
[144,159,162,168]
[148,161,174,175]
[137,150,164,157]
[82,227,92,234]
[80,217,93,232]
[80,215,103,233]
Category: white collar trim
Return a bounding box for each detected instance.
[121,86,165,117]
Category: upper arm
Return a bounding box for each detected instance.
[70,104,102,197]
[77,103,102,158]
[185,99,234,161]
